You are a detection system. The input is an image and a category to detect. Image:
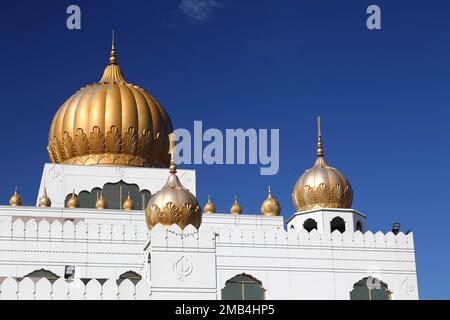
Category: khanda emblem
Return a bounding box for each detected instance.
[173,256,193,282]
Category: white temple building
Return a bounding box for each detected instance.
[0,39,418,300]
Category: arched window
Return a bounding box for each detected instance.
[350,276,391,300]
[65,180,151,210]
[222,274,265,300]
[356,220,363,232]
[330,216,346,233]
[23,269,60,284]
[117,271,142,285]
[303,218,318,232]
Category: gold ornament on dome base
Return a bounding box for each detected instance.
[292,117,353,213]
[9,187,22,207]
[122,192,136,211]
[67,191,80,209]
[145,134,202,230]
[38,189,52,208]
[261,186,281,216]
[96,191,108,210]
[203,195,216,214]
[230,196,242,215]
[47,35,173,169]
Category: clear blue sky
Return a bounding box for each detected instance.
[0,0,449,299]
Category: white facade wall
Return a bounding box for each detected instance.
[0,165,419,300]
[0,206,418,300]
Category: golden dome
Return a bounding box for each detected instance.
[203,195,216,214]
[96,191,108,210]
[9,187,22,207]
[230,196,242,215]
[292,117,353,212]
[122,192,136,211]
[145,137,202,230]
[38,188,52,208]
[47,37,173,168]
[67,191,80,208]
[261,186,281,216]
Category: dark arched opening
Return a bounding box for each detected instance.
[330,216,346,233]
[356,220,363,232]
[350,276,391,300]
[117,271,142,285]
[23,269,60,284]
[303,218,318,232]
[222,274,265,300]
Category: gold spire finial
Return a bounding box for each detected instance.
[38,188,52,208]
[9,186,22,207]
[317,116,324,158]
[168,133,177,174]
[230,195,243,215]
[203,194,216,214]
[109,30,117,65]
[268,185,272,196]
[261,186,281,216]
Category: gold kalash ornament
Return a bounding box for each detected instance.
[292,117,353,212]
[230,196,243,215]
[47,33,173,168]
[261,186,281,216]
[145,134,202,230]
[9,187,22,207]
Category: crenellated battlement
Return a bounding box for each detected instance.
[0,218,415,250]
[215,226,414,249]
[0,277,151,300]
[0,218,149,243]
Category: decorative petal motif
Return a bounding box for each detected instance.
[106,126,122,154]
[73,129,89,157]
[315,183,330,207]
[62,132,74,160]
[123,127,138,156]
[89,126,106,154]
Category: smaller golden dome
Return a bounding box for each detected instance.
[145,136,202,230]
[203,195,216,214]
[261,186,281,216]
[230,196,242,215]
[292,117,353,212]
[123,192,135,211]
[9,187,22,207]
[67,191,80,209]
[96,191,108,210]
[38,189,52,208]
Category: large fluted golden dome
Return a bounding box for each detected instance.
[145,143,202,230]
[47,38,173,168]
[292,117,353,212]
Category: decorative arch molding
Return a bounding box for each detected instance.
[221,273,266,300]
[64,180,151,210]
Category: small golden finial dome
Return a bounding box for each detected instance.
[123,192,135,211]
[47,35,173,168]
[38,188,52,208]
[96,191,108,210]
[203,195,216,214]
[9,187,22,207]
[292,117,353,212]
[145,134,202,230]
[230,196,242,215]
[67,191,80,208]
[261,186,281,216]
